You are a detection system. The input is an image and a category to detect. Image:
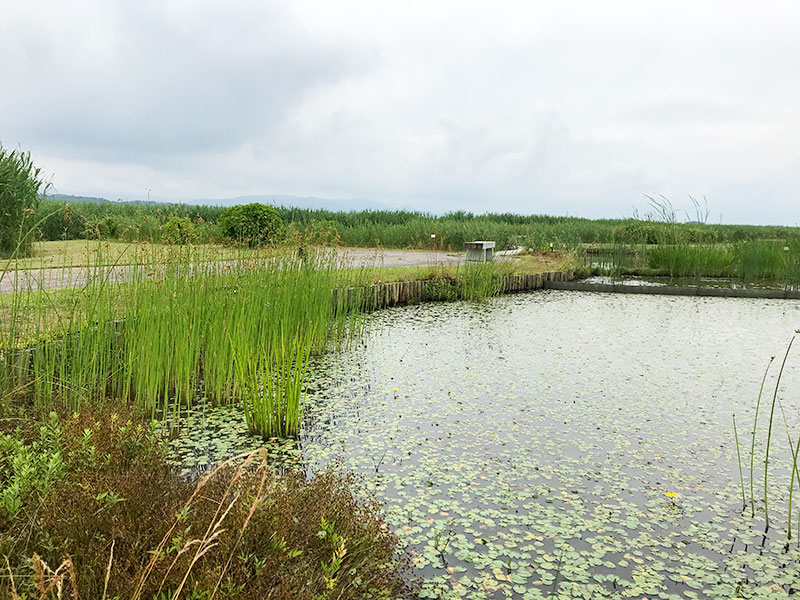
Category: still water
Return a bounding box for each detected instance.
[171,290,800,599]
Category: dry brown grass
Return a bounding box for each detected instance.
[1,404,409,600]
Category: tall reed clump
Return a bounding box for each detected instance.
[736,239,800,288]
[646,243,737,279]
[2,244,372,438]
[421,260,513,302]
[593,238,800,287]
[0,145,50,258]
[458,261,513,300]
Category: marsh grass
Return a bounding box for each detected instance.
[583,197,799,285]
[646,243,736,278]
[2,237,559,439]
[1,243,374,438]
[0,219,409,600]
[421,260,515,302]
[593,239,800,287]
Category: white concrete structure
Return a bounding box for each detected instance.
[464,241,496,263]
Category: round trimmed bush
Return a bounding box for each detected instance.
[219,203,284,246]
[159,216,196,244]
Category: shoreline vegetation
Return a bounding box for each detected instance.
[0,403,410,599]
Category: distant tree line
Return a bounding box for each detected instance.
[23,197,799,253]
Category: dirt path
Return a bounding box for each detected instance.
[0,248,467,295]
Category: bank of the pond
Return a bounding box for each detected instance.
[548,279,800,299]
[338,269,574,309]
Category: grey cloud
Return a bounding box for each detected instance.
[1,2,369,161]
[2,1,800,224]
[618,98,756,127]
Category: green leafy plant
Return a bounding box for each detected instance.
[219,203,284,246]
[0,412,65,523]
[159,217,196,245]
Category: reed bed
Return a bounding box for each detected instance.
[33,198,800,250]
[1,245,372,438]
[585,239,800,288]
[22,197,800,287]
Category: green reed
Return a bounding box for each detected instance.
[749,357,774,516]
[763,336,794,530]
[421,260,514,302]
[2,238,522,437]
[733,414,746,511]
[596,238,800,287]
[2,243,371,438]
[735,334,800,540]
[458,261,512,301]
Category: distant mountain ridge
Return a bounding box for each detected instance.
[197,194,398,212]
[47,193,400,212]
[48,194,132,205]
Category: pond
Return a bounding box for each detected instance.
[169,290,800,599]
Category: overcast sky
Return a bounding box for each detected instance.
[2,1,799,224]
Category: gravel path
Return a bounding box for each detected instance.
[0,248,467,294]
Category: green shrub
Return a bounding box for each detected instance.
[194,222,224,244]
[0,145,50,257]
[159,216,197,245]
[0,412,65,524]
[219,203,284,246]
[82,215,125,240]
[35,201,87,240]
[119,213,161,242]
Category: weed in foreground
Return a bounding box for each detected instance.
[0,404,409,600]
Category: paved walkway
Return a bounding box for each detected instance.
[0,248,468,294]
